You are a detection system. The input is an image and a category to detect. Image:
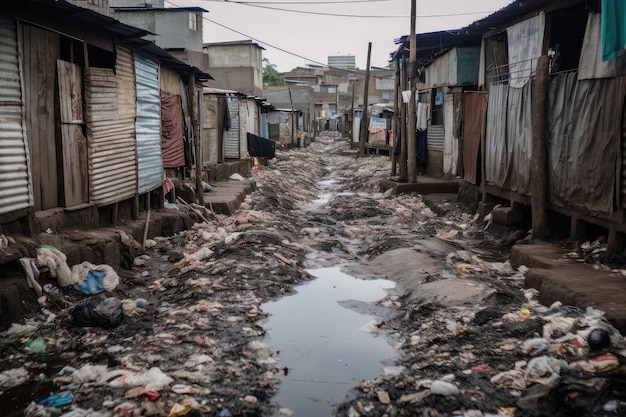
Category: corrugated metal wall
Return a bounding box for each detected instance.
[224,94,239,159]
[238,98,248,159]
[85,67,137,205]
[427,125,444,151]
[261,112,268,138]
[135,53,162,194]
[0,16,32,215]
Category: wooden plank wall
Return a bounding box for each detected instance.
[21,24,60,210]
[57,60,88,207]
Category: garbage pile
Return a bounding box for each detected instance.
[336,249,626,417]
[1,132,625,417]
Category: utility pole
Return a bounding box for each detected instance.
[407,0,417,182]
[358,42,372,157]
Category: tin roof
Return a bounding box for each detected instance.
[1,0,211,80]
[391,0,585,65]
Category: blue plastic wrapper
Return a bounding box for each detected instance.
[39,390,73,407]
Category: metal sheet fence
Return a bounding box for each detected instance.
[0,16,32,215]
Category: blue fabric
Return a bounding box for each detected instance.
[39,391,73,407]
[602,0,626,61]
[73,270,105,295]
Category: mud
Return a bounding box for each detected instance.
[1,132,625,417]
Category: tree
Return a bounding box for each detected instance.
[263,58,284,86]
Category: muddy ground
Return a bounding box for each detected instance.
[1,133,625,417]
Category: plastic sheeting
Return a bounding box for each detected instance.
[246,133,276,159]
[507,12,545,88]
[161,94,185,168]
[547,72,622,214]
[579,13,616,80]
[485,83,532,195]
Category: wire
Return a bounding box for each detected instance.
[209,0,398,3]
[165,0,383,72]
[202,14,366,73]
[164,0,504,73]
[195,0,501,19]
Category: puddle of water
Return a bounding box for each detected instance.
[312,193,332,205]
[263,267,396,417]
[317,179,337,187]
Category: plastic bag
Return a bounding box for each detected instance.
[70,296,124,329]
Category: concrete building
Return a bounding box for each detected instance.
[263,86,315,137]
[204,40,265,98]
[111,0,209,72]
[349,68,396,108]
[328,55,356,70]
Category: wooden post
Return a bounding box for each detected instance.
[399,58,408,181]
[350,82,355,147]
[288,86,296,146]
[189,74,204,206]
[407,0,417,182]
[131,194,139,220]
[359,42,372,157]
[391,62,399,176]
[531,55,549,239]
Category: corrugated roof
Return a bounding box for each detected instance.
[111,7,208,12]
[131,38,212,80]
[391,0,585,65]
[2,0,151,39]
[1,0,211,80]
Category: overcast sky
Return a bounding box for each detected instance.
[168,0,513,72]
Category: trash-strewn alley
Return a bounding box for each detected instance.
[2,134,626,417]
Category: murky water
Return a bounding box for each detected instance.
[263,267,397,417]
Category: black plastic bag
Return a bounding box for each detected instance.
[70,295,124,329]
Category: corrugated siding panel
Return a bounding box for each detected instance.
[224,94,239,159]
[0,16,32,215]
[135,53,162,194]
[116,43,136,120]
[427,125,444,151]
[85,67,137,205]
[239,99,248,159]
[261,113,268,139]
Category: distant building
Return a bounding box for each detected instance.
[204,40,265,98]
[111,0,209,72]
[328,55,356,70]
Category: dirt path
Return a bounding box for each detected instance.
[1,133,624,417]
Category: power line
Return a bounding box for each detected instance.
[196,0,500,19]
[165,0,381,72]
[209,0,397,4]
[164,0,502,74]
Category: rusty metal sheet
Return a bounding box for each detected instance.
[462,92,488,185]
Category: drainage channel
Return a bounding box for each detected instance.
[262,266,397,416]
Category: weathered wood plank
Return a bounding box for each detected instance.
[57,60,88,207]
